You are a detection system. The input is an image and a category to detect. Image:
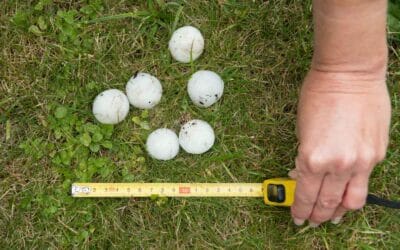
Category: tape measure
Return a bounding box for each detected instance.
[71,178,400,208]
[72,178,296,206]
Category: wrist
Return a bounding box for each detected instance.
[312,0,388,78]
[311,52,388,80]
[303,68,388,94]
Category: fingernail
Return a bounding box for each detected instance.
[331,217,342,225]
[293,218,305,226]
[288,170,297,179]
[309,222,319,228]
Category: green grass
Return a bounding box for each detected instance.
[1,0,400,248]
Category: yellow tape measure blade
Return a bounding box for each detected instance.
[71,183,264,198]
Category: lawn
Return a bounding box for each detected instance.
[1,0,400,249]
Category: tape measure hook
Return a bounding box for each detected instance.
[71,185,91,196]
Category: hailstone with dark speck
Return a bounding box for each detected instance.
[92,89,130,124]
[126,72,162,109]
[179,119,215,154]
[187,70,224,108]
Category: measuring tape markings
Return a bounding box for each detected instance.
[72,183,264,198]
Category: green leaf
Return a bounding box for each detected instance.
[100,124,114,138]
[156,196,168,206]
[92,132,103,142]
[19,196,33,210]
[12,11,30,28]
[54,130,63,139]
[48,206,58,214]
[140,121,150,130]
[141,110,149,119]
[132,116,141,125]
[80,133,91,147]
[83,123,99,133]
[58,10,78,24]
[137,156,145,163]
[80,5,94,15]
[101,140,113,149]
[133,146,142,155]
[60,150,73,165]
[54,106,68,119]
[89,143,100,152]
[150,194,159,200]
[28,25,43,36]
[80,230,90,240]
[37,16,47,30]
[100,165,113,178]
[34,2,44,11]
[34,0,51,11]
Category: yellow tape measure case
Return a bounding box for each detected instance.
[262,178,296,207]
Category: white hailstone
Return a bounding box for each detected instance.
[168,26,205,63]
[146,128,180,160]
[187,70,224,107]
[179,119,215,154]
[126,72,163,109]
[92,89,130,124]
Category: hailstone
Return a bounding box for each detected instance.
[146,128,180,160]
[168,26,205,63]
[187,70,224,107]
[126,72,163,109]
[92,89,130,124]
[179,119,215,154]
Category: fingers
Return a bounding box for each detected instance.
[331,205,347,224]
[330,173,370,224]
[308,173,350,225]
[291,158,324,226]
[290,146,374,227]
[341,173,370,210]
[290,155,372,226]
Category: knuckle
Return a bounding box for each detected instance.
[317,197,342,209]
[307,152,323,167]
[357,146,383,172]
[358,148,376,166]
[332,154,356,174]
[305,163,321,175]
[300,151,325,174]
[299,147,359,175]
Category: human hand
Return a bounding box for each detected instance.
[290,69,391,227]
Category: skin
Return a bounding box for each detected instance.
[290,0,391,226]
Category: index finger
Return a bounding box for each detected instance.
[291,159,324,225]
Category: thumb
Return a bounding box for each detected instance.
[288,169,299,179]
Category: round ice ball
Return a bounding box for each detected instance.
[126,72,163,109]
[168,26,205,63]
[187,70,224,107]
[92,89,130,124]
[179,119,215,154]
[146,128,180,160]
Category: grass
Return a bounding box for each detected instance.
[1,0,400,248]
